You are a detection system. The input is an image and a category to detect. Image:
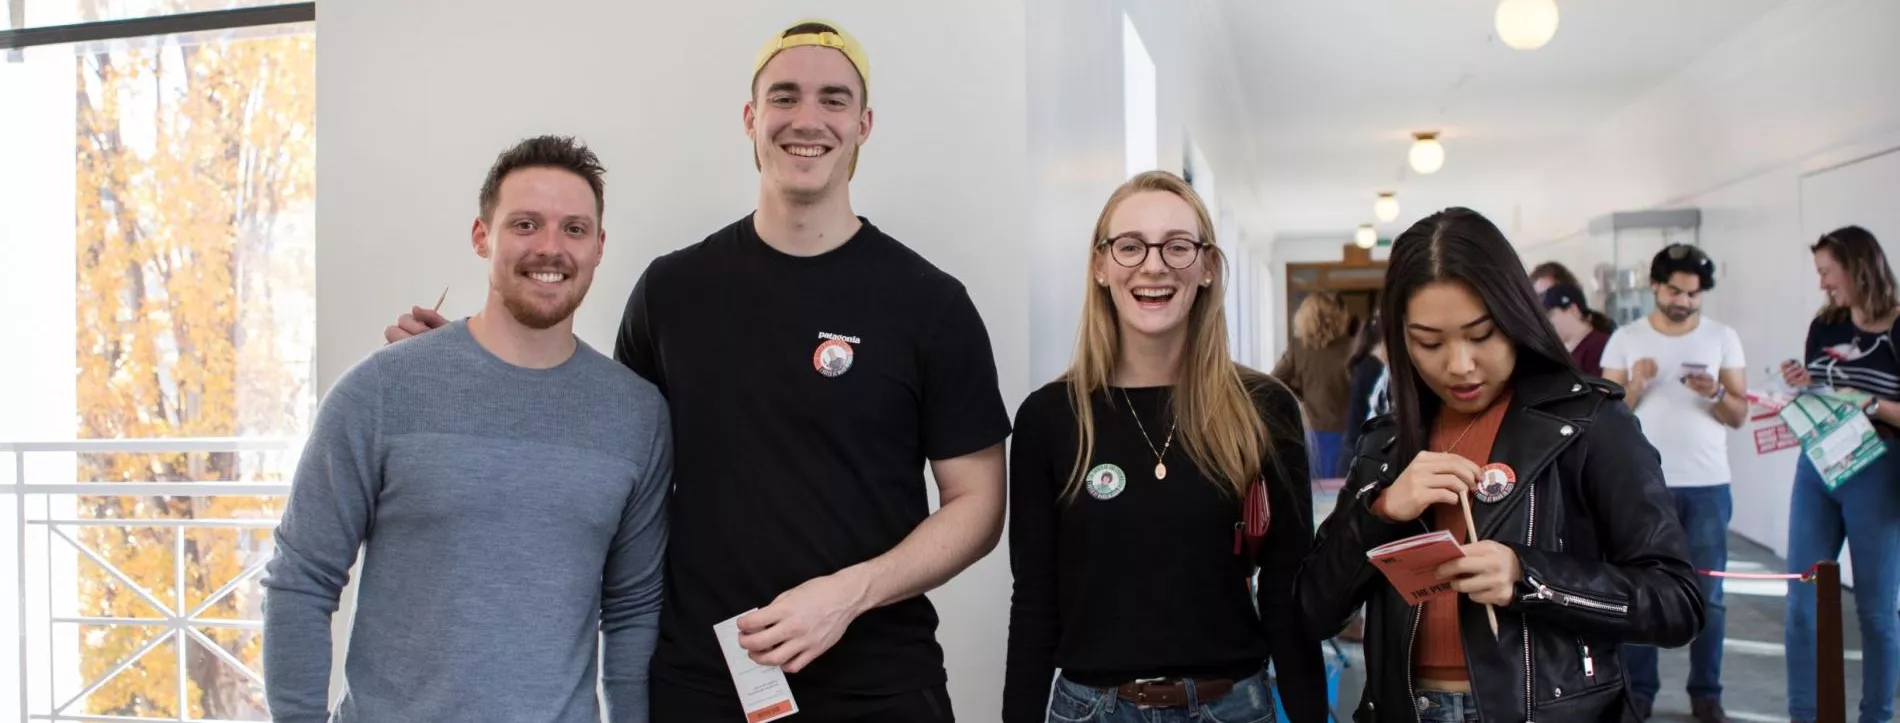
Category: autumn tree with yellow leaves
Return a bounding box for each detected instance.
[71,14,315,720]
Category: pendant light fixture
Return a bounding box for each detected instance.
[1374,192,1400,223]
[1409,132,1445,175]
[1354,225,1378,249]
[1495,0,1560,51]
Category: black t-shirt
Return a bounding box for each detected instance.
[613,214,1011,714]
[1804,314,1900,435]
[1000,376,1329,723]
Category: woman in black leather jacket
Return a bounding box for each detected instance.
[1293,208,1706,723]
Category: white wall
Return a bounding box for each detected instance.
[1123,1,1266,375]
[318,0,1029,717]
[1254,240,1279,365]
[1508,0,1900,572]
[1023,0,1259,384]
[1024,0,1126,386]
[1513,0,1900,244]
[1802,149,1900,244]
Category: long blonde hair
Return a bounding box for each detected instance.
[1293,291,1351,349]
[1063,170,1281,500]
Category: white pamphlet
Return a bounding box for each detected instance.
[714,609,800,722]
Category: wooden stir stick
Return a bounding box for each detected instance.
[1458,487,1501,637]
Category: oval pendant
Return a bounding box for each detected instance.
[1154,462,1168,480]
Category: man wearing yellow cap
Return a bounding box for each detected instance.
[384,19,1008,722]
[619,19,1006,722]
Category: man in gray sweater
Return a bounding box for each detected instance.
[261,136,669,723]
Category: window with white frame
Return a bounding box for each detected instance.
[2,3,316,720]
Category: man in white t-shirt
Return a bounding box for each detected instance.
[1601,244,1748,723]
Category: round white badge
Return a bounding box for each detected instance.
[1476,463,1516,503]
[1084,463,1127,501]
[813,339,855,378]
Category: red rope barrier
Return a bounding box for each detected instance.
[1701,571,1807,580]
[1697,562,1821,582]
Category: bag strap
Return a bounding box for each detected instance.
[1885,317,1899,366]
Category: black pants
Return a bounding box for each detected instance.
[650,678,954,723]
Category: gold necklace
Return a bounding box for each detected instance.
[1121,388,1177,480]
[1438,413,1483,455]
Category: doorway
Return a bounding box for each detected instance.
[1285,245,1388,334]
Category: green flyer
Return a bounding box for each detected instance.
[1778,388,1885,490]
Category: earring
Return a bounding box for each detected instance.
[1201,278,1211,286]
[1096,277,1106,286]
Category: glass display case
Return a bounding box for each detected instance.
[1586,210,1702,327]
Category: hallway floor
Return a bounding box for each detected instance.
[1641,533,1860,722]
[1311,490,1876,722]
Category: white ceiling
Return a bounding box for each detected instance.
[1204,0,1790,243]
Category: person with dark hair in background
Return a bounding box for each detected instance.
[1274,291,1355,478]
[1294,207,1705,723]
[1333,314,1391,644]
[1542,283,1611,377]
[1778,226,1900,723]
[1339,314,1390,471]
[1532,261,1616,336]
[1529,261,1581,294]
[1599,244,1747,723]
[1004,170,1325,723]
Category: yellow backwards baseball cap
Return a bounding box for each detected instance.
[753,20,870,97]
[751,20,870,177]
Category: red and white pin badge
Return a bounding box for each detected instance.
[1476,463,1516,503]
[813,338,855,378]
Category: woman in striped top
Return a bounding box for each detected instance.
[1777,225,1900,723]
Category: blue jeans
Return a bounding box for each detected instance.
[1310,430,1343,479]
[1047,670,1276,723]
[1624,484,1731,702]
[1787,442,1900,723]
[1415,690,1482,723]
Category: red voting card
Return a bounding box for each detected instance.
[1366,530,1467,606]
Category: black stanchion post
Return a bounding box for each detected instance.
[1817,561,1845,723]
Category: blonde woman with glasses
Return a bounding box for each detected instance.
[1003,171,1326,723]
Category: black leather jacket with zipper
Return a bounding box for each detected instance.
[1293,368,1706,723]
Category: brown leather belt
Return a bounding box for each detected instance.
[1114,678,1236,708]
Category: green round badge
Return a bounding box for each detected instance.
[1084,463,1127,501]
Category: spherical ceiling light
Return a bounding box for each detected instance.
[1409,132,1445,175]
[1495,0,1560,51]
[1354,224,1378,249]
[1374,192,1401,223]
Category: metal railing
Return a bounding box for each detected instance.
[5,437,298,723]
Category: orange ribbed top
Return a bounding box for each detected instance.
[1414,391,1511,684]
